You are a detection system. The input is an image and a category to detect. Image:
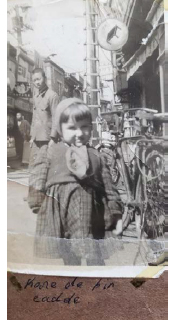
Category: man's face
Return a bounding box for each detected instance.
[32,72,45,89]
[16,113,22,121]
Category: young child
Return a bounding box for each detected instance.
[34,98,123,265]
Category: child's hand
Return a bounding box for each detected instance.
[112,219,123,238]
[29,139,33,148]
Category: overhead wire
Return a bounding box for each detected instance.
[57,2,116,84]
[100,48,114,65]
[95,0,107,20]
[114,0,123,20]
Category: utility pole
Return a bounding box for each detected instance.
[111,51,117,106]
[14,5,23,46]
[84,0,101,144]
[9,5,33,47]
[88,0,97,107]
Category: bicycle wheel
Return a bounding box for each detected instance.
[111,161,120,184]
[145,147,168,238]
[134,174,145,238]
[100,148,120,184]
[135,146,168,239]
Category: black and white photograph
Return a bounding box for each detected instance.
[7,0,168,275]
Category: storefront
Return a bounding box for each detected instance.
[7,93,16,158]
[7,90,33,159]
[124,1,166,113]
[7,43,17,158]
[14,98,33,124]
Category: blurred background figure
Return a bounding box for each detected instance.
[14,112,31,165]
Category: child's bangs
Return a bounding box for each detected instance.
[60,103,92,124]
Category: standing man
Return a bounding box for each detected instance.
[28,68,59,211]
[30,67,59,149]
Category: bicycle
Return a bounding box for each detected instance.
[99,108,168,240]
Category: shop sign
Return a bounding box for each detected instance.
[97,18,129,51]
[12,81,32,98]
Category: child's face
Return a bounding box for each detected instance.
[61,116,92,147]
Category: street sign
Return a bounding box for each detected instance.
[97,18,129,51]
[12,81,32,98]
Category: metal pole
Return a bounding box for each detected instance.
[14,5,22,46]
[88,0,97,106]
[111,51,117,106]
[85,0,100,143]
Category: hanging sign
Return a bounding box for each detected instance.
[97,18,129,51]
[12,81,32,98]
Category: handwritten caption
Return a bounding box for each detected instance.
[24,277,115,305]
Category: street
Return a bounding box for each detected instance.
[7,163,167,269]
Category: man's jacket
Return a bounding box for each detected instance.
[30,86,59,141]
[18,119,31,141]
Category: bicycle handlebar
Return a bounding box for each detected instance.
[105,133,168,146]
[101,107,158,116]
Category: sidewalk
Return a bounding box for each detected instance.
[7,158,29,186]
[7,156,24,170]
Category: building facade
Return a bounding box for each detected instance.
[14,47,34,123]
[93,0,167,135]
[108,0,167,116]
[123,0,167,113]
[7,42,17,157]
[7,42,87,158]
[43,58,65,100]
[63,73,83,100]
[7,43,34,157]
[7,44,34,158]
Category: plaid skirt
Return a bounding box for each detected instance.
[34,183,109,263]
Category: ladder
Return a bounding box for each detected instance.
[83,0,102,144]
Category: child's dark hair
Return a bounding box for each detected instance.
[60,102,92,126]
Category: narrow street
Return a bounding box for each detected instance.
[7,161,167,269]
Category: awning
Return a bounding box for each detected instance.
[123,0,166,81]
[124,30,159,80]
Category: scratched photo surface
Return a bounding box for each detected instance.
[7,0,168,272]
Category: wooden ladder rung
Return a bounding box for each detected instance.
[84,73,99,76]
[84,58,99,61]
[88,105,101,108]
[84,42,98,46]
